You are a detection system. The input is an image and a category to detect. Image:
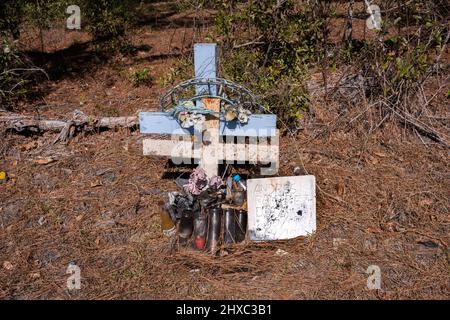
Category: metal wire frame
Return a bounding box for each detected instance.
[159,78,264,113]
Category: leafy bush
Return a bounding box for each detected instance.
[214,0,325,130]
[129,68,152,86]
[0,40,48,110]
[81,0,140,41]
[342,1,448,104]
[94,103,120,117]
[214,0,447,137]
[330,0,449,144]
[1,0,141,49]
[0,0,141,109]
[0,0,24,39]
[0,41,23,109]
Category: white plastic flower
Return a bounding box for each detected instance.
[237,106,251,124]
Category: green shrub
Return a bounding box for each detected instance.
[350,11,447,107]
[1,41,24,108]
[129,68,152,86]
[214,0,447,133]
[94,103,120,117]
[215,0,322,130]
[0,0,24,39]
[0,40,48,110]
[81,0,139,41]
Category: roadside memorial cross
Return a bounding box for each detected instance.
[139,43,279,177]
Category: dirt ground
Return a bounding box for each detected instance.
[1,4,449,299]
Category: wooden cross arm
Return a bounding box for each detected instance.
[142,138,279,164]
[139,112,277,137]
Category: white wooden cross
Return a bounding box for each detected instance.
[139,44,279,177]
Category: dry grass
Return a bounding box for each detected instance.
[1,81,448,299]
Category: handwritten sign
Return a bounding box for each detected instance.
[247,175,316,240]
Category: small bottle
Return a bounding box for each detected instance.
[235,210,247,243]
[232,191,245,206]
[193,213,207,250]
[178,211,194,245]
[206,207,221,254]
[223,208,236,244]
[158,200,176,237]
[233,174,247,191]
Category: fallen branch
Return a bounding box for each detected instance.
[233,36,264,49]
[0,110,138,142]
[380,101,450,147]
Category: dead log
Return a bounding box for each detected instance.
[0,111,138,142]
[0,117,69,132]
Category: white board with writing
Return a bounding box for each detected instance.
[247,175,316,241]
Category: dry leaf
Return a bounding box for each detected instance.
[366,155,378,165]
[419,198,433,206]
[374,151,387,158]
[335,183,345,197]
[90,180,103,187]
[34,157,57,165]
[22,141,39,151]
[366,227,382,234]
[3,261,13,270]
[275,249,289,256]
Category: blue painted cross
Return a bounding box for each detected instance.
[139,43,279,177]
